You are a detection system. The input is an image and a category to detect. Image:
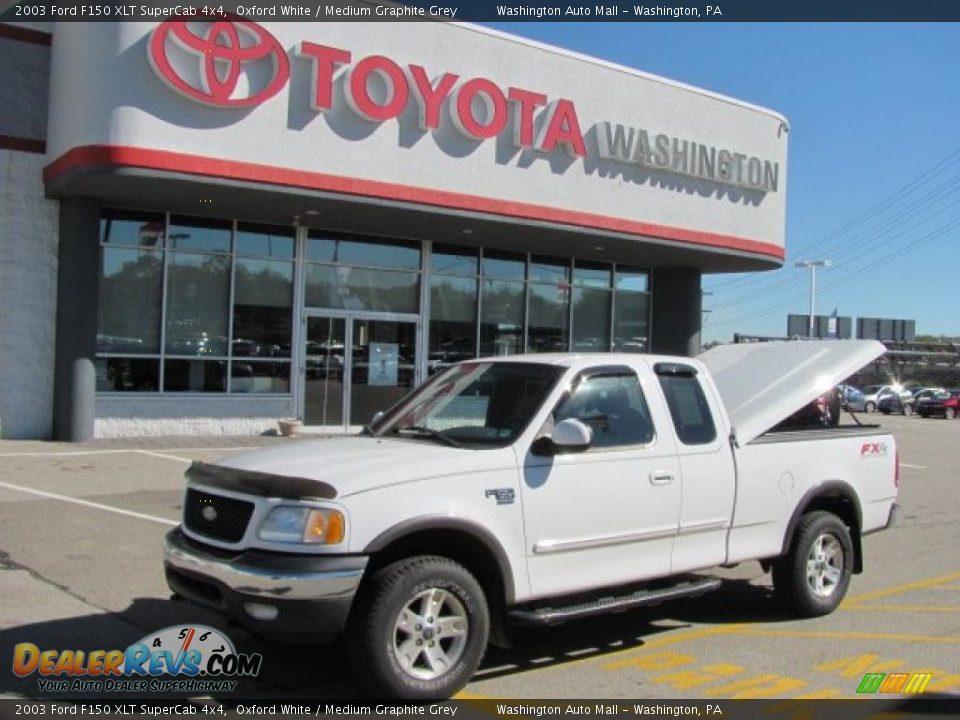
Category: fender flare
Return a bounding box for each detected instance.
[364,516,516,603]
[780,480,864,573]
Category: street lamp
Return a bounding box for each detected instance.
[795,259,831,338]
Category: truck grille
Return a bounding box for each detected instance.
[183,488,254,543]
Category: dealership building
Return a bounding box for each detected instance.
[0,19,788,440]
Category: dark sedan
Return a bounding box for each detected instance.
[915,389,960,419]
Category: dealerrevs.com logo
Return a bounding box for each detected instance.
[12,625,262,694]
[148,19,289,107]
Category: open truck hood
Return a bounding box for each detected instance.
[698,339,886,445]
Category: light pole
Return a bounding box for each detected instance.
[795,259,831,338]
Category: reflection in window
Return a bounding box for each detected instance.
[555,374,654,448]
[429,274,478,374]
[305,264,419,313]
[163,359,227,392]
[233,258,293,357]
[231,360,291,394]
[306,234,421,269]
[236,223,295,258]
[100,209,164,247]
[528,282,569,353]
[98,247,163,353]
[481,251,525,281]
[480,279,524,357]
[431,245,478,276]
[657,373,717,445]
[96,358,159,392]
[168,216,232,253]
[572,286,611,351]
[165,253,231,355]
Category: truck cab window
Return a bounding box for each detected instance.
[657,373,717,445]
[555,374,654,449]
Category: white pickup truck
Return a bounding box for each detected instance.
[164,340,899,699]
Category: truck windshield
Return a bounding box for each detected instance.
[371,362,565,449]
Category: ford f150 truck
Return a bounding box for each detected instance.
[164,340,899,699]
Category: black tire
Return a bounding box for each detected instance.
[864,401,876,413]
[945,407,956,420]
[772,511,854,618]
[347,556,489,699]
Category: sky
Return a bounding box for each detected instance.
[484,22,960,343]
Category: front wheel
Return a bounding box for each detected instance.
[864,401,876,413]
[945,407,956,420]
[772,511,853,617]
[347,556,489,699]
[902,404,913,416]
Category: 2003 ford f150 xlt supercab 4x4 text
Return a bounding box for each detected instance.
[163,340,899,699]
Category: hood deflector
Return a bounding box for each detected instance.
[698,340,886,445]
[185,461,338,500]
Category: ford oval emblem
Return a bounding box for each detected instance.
[202,505,218,522]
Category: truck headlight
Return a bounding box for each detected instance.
[257,506,345,545]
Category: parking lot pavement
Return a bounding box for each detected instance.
[0,415,957,701]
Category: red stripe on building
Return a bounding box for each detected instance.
[0,24,53,46]
[0,134,46,154]
[44,144,786,262]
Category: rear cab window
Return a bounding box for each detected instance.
[654,364,717,445]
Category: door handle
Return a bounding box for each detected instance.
[649,470,674,486]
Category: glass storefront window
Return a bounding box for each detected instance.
[165,252,231,356]
[236,223,295,258]
[481,251,525,281]
[614,267,651,353]
[163,359,227,392]
[96,357,160,392]
[431,245,479,276]
[231,360,291,394]
[528,282,570,353]
[573,286,612,351]
[168,216,232,253]
[101,209,164,247]
[305,264,419,313]
[98,247,163,353]
[529,256,570,284]
[480,279,524,356]
[306,234,421,269]
[234,258,293,357]
[574,261,612,288]
[429,274,478,374]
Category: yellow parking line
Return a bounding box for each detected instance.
[716,627,960,644]
[844,604,960,613]
[843,571,960,606]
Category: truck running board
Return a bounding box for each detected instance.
[509,576,722,625]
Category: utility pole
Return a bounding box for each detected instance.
[795,260,831,338]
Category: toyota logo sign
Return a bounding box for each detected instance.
[148,19,289,108]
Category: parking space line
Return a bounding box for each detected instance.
[842,603,960,613]
[0,480,178,527]
[134,450,193,463]
[900,463,927,469]
[842,570,960,606]
[715,627,960,644]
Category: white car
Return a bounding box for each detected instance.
[164,340,899,699]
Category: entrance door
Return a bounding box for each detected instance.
[303,313,419,430]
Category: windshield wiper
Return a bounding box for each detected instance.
[393,425,465,449]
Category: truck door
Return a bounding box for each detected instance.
[520,366,682,598]
[654,364,735,572]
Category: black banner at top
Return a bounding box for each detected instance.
[3,0,960,22]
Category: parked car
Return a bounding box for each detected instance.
[878,392,913,416]
[837,384,862,411]
[851,384,905,413]
[164,340,898,699]
[915,389,959,419]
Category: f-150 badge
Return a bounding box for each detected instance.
[485,488,515,505]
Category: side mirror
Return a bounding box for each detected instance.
[370,411,385,426]
[532,418,593,455]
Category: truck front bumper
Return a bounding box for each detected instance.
[163,528,367,643]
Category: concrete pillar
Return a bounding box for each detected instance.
[53,199,100,441]
[650,267,702,357]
